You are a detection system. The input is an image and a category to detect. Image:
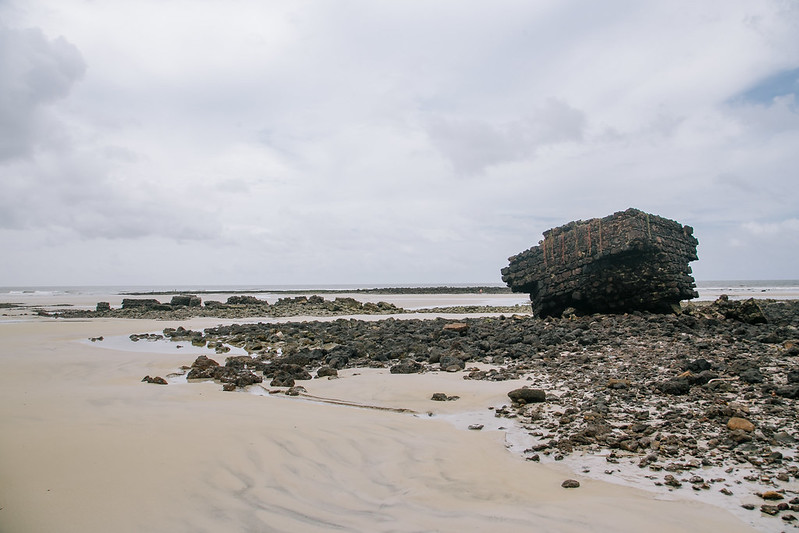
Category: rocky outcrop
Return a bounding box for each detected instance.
[501,208,699,317]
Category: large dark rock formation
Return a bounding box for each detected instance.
[501,208,699,317]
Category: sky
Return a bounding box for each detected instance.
[1,0,798,286]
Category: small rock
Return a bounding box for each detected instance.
[761,491,784,501]
[316,365,338,378]
[141,375,167,385]
[727,417,755,432]
[561,479,580,488]
[468,424,484,431]
[760,504,780,516]
[443,322,469,333]
[607,378,631,389]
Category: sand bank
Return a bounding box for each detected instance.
[0,316,758,532]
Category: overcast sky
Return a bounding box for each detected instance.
[1,0,798,286]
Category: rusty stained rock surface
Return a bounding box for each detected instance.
[502,208,699,317]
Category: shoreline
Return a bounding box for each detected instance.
[0,317,757,533]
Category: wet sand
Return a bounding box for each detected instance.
[0,313,758,532]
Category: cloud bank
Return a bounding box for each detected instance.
[1,0,798,285]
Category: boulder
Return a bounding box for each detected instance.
[508,388,547,403]
[170,294,202,307]
[501,209,699,317]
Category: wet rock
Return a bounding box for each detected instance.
[439,353,465,372]
[727,417,755,432]
[657,378,690,395]
[270,373,295,387]
[390,360,423,374]
[508,388,547,404]
[141,375,167,385]
[711,296,768,324]
[227,295,264,305]
[760,504,780,516]
[234,371,262,388]
[443,322,469,333]
[561,479,580,488]
[187,355,220,379]
[170,294,202,307]
[776,384,799,399]
[316,365,338,378]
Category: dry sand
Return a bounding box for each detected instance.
[0,313,759,533]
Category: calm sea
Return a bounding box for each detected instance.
[1,280,798,300]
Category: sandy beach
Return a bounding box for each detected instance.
[0,299,765,533]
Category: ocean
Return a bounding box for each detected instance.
[1,280,798,300]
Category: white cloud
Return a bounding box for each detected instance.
[1,0,798,285]
[742,219,799,236]
[0,23,85,160]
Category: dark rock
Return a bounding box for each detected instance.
[443,322,469,334]
[95,302,111,312]
[684,358,711,372]
[390,360,423,374]
[187,355,221,379]
[710,296,768,324]
[270,373,295,387]
[439,353,465,372]
[657,378,691,395]
[431,393,449,401]
[561,479,580,488]
[170,294,202,307]
[122,298,171,311]
[508,388,547,403]
[234,371,262,387]
[316,365,338,378]
[141,375,167,385]
[776,384,799,399]
[501,209,699,317]
[738,368,764,384]
[227,295,265,305]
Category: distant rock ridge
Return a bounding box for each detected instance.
[501,208,699,317]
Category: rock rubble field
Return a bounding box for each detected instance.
[133,295,799,529]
